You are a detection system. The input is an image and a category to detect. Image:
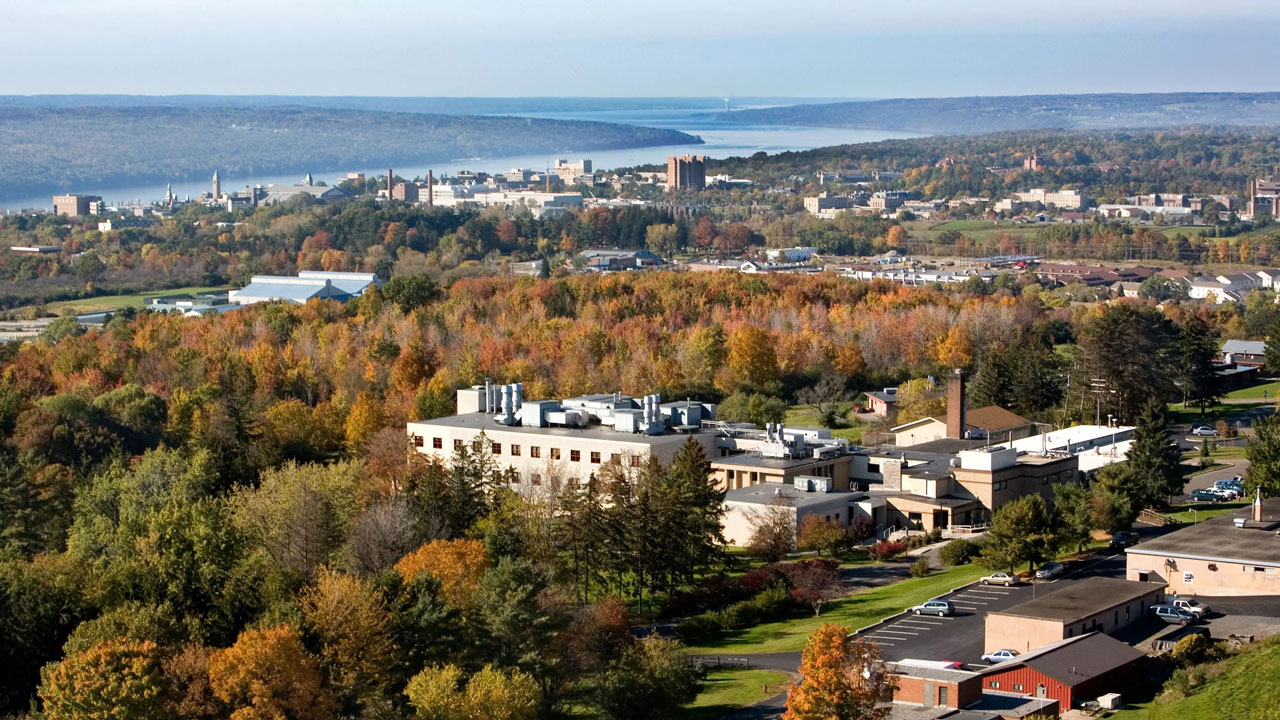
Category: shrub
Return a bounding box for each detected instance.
[909,557,931,578]
[868,540,906,561]
[674,614,724,644]
[673,583,795,644]
[939,539,980,566]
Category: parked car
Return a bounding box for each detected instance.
[1109,531,1139,549]
[1191,425,1217,437]
[1171,598,1212,618]
[1190,488,1224,502]
[981,649,1019,664]
[1216,487,1241,500]
[1214,479,1243,494]
[909,600,955,616]
[1035,562,1065,580]
[1151,604,1198,625]
[980,572,1022,587]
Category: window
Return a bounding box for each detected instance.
[610,453,621,465]
[570,450,581,462]
[551,448,561,460]
[867,462,880,474]
[531,446,541,459]
[989,681,1000,689]
[471,439,481,451]
[631,455,645,467]
[432,437,442,449]
[728,470,736,480]
[454,439,464,450]
[908,512,923,523]
[511,473,520,484]
[491,443,502,455]
[590,451,601,464]
[511,444,521,457]
[531,474,541,486]
[412,435,424,448]
[938,687,948,706]
[993,480,1008,491]
[1013,684,1023,692]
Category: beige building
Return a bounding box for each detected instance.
[985,578,1166,653]
[1125,497,1280,595]
[53,194,102,217]
[720,479,878,546]
[891,406,1038,448]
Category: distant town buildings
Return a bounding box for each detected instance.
[667,155,706,190]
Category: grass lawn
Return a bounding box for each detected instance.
[1107,637,1280,719]
[1182,462,1226,477]
[1180,443,1247,462]
[1224,380,1280,400]
[784,403,874,444]
[682,564,989,655]
[1162,501,1248,525]
[1165,402,1265,425]
[928,219,1004,231]
[39,285,234,315]
[677,668,789,720]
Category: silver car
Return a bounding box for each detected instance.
[1035,562,1064,580]
[909,600,955,617]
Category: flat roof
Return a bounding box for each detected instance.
[725,482,861,508]
[989,577,1165,625]
[867,491,980,509]
[1126,499,1280,568]
[408,413,703,450]
[886,662,975,683]
[711,453,845,470]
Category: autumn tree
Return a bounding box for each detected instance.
[299,569,397,712]
[727,325,780,390]
[208,625,337,720]
[783,624,893,720]
[405,664,539,720]
[40,639,169,720]
[782,560,843,616]
[345,392,386,452]
[747,501,796,562]
[886,225,908,248]
[395,539,492,610]
[644,223,680,261]
[797,514,845,557]
[894,377,944,425]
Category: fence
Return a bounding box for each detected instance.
[688,655,753,670]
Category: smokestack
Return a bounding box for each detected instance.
[484,378,494,413]
[387,169,393,195]
[1256,488,1263,523]
[946,368,966,439]
[427,170,434,207]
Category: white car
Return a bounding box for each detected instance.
[1171,598,1211,618]
[1190,425,1217,437]
[980,572,1021,587]
[981,649,1018,664]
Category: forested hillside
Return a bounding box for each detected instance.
[0,106,698,198]
[722,92,1280,133]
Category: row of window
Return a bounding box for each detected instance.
[415,435,641,466]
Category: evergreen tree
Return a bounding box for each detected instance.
[1125,399,1182,508]
[978,495,1058,573]
[1178,314,1221,414]
[968,348,1009,409]
[1245,414,1280,498]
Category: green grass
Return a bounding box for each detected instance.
[682,564,988,655]
[40,285,234,315]
[677,668,789,720]
[1108,636,1280,719]
[1181,444,1247,461]
[1183,462,1226,477]
[1165,402,1265,425]
[1162,501,1248,525]
[1224,380,1280,400]
[928,219,1006,231]
[783,403,873,443]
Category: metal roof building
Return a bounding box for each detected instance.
[229,271,380,305]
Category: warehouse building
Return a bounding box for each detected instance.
[985,577,1166,653]
[1125,496,1280,595]
[977,633,1145,711]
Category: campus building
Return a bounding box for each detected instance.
[667,155,706,190]
[975,633,1145,712]
[228,271,382,305]
[1124,496,1280,595]
[984,577,1166,653]
[53,194,103,217]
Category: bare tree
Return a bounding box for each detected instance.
[344,497,426,575]
[796,372,850,427]
[746,497,796,562]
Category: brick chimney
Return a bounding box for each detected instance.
[946,368,966,439]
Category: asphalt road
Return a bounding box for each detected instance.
[851,553,1132,667]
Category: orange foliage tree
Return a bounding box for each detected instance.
[208,625,337,720]
[395,539,493,610]
[783,624,894,720]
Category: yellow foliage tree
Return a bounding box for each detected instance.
[344,392,386,452]
[935,326,973,368]
[208,625,336,720]
[395,539,492,610]
[299,569,397,705]
[40,639,169,720]
[405,664,538,720]
[726,325,779,390]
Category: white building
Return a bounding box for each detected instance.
[228,271,381,305]
[766,247,818,263]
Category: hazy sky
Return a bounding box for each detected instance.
[5,0,1280,97]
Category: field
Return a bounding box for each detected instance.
[1161,501,1249,525]
[37,285,234,315]
[1224,380,1280,400]
[682,564,988,655]
[782,402,878,443]
[677,668,789,720]
[1165,402,1265,425]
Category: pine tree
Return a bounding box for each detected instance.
[968,348,1009,409]
[1178,314,1221,414]
[1125,399,1182,508]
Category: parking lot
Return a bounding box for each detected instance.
[852,553,1136,667]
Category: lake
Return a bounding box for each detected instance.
[0,105,920,210]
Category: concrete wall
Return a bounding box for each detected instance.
[1126,553,1280,596]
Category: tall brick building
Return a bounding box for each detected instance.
[667,155,706,190]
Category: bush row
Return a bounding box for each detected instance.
[674,583,794,644]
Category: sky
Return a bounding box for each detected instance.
[4,0,1280,98]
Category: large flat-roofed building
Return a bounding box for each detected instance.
[53,194,102,217]
[1125,496,1280,595]
[975,633,1145,712]
[721,479,875,546]
[984,577,1166,653]
[408,384,857,494]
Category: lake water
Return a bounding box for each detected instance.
[1,105,920,210]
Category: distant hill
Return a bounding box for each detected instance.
[721,92,1280,134]
[0,106,699,198]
